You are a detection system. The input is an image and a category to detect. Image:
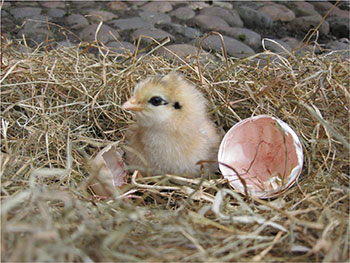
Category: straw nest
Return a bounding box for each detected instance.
[1,31,349,262]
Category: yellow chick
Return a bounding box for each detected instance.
[122,73,220,175]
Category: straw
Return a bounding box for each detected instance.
[1,28,349,261]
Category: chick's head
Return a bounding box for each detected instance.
[123,73,207,128]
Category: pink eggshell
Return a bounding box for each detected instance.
[218,115,303,198]
[88,143,127,197]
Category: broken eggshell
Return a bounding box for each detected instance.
[218,115,303,199]
[87,143,127,198]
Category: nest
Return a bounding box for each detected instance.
[1,31,349,262]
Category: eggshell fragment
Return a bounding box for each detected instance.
[87,143,127,197]
[218,115,303,198]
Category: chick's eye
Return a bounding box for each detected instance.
[148,96,167,106]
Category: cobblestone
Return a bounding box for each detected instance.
[193,34,255,58]
[199,7,244,27]
[79,24,120,42]
[223,27,262,50]
[110,17,153,31]
[288,15,330,35]
[170,7,196,20]
[258,3,296,22]
[154,43,215,63]
[46,8,66,18]
[194,14,229,31]
[10,7,42,19]
[238,6,273,29]
[3,0,348,60]
[132,28,175,44]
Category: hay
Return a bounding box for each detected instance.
[1,31,349,262]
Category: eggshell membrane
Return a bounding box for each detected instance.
[218,115,303,198]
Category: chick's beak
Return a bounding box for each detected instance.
[122,96,144,112]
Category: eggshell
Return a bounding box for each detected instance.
[87,143,127,197]
[218,115,303,198]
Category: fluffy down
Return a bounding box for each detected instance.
[122,73,220,175]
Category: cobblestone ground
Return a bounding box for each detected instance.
[1,1,349,59]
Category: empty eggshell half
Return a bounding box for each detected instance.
[87,143,127,197]
[218,115,303,198]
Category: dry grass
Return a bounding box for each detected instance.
[1,31,349,262]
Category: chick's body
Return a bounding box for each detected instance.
[123,73,220,175]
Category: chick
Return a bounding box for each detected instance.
[122,73,220,175]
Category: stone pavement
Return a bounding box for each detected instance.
[1,1,349,60]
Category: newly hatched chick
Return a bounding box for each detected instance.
[122,73,220,175]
